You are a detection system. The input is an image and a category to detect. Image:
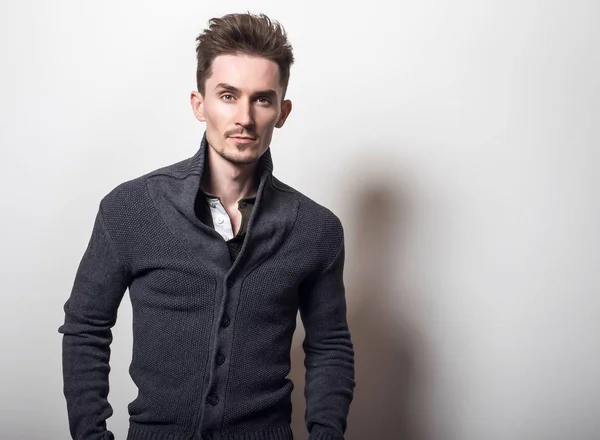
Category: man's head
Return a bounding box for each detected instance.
[190,13,294,166]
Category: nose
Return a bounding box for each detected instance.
[236,99,254,129]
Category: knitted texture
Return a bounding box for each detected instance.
[58,135,355,440]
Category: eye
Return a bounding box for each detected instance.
[255,97,272,105]
[220,94,235,101]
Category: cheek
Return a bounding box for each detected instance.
[257,108,281,126]
[204,102,232,127]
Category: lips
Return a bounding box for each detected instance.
[229,136,257,145]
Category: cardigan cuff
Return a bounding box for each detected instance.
[308,429,344,440]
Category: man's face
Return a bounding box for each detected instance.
[191,54,292,166]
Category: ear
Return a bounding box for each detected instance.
[275,99,292,128]
[190,91,206,122]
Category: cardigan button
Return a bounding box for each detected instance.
[221,314,231,328]
[226,278,234,287]
[216,352,225,365]
[202,431,213,440]
[207,394,219,406]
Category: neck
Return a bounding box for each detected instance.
[201,145,259,207]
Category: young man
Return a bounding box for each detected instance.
[59,13,355,440]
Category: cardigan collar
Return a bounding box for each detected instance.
[145,131,298,275]
[181,132,274,180]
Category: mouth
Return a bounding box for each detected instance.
[229,136,257,144]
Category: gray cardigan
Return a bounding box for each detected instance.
[58,134,355,440]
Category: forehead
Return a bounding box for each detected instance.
[206,54,282,94]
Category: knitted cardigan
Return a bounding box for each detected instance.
[58,134,355,440]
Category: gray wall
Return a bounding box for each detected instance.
[1,1,598,439]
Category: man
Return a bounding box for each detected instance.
[59,12,355,440]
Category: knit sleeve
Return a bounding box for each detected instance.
[299,225,355,440]
[58,204,131,440]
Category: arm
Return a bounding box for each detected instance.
[58,205,130,440]
[299,231,355,440]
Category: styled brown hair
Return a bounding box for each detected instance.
[195,12,294,97]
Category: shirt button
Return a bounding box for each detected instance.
[207,394,219,406]
[216,352,225,365]
[202,431,213,440]
[221,314,231,328]
[216,216,225,224]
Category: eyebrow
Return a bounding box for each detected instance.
[215,83,278,99]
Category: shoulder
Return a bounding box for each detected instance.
[99,153,194,218]
[272,176,344,244]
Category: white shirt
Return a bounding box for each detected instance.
[206,196,235,241]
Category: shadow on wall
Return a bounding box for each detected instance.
[290,165,433,440]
